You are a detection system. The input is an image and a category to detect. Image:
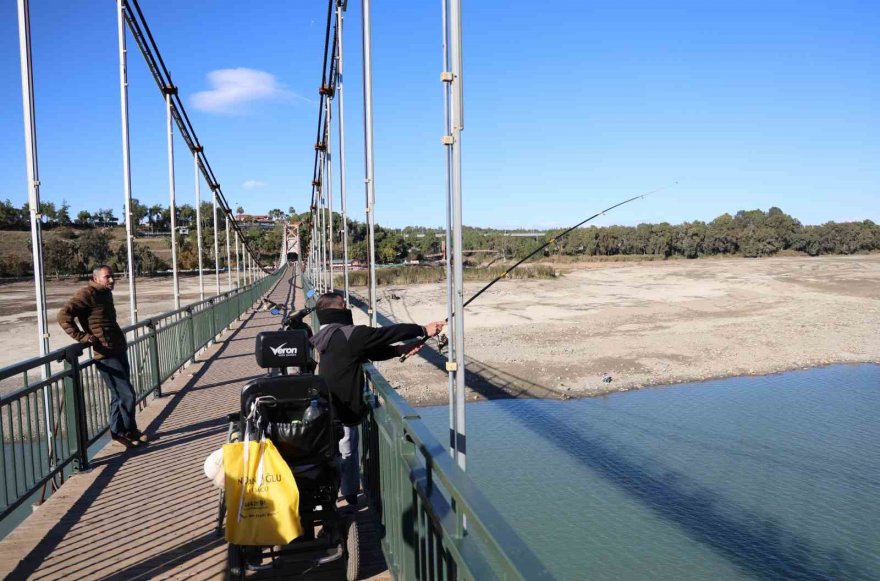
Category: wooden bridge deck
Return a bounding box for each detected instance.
[0,269,391,580]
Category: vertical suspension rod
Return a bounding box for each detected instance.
[361,0,378,326]
[213,188,221,294]
[225,213,232,290]
[336,0,350,305]
[164,87,180,310]
[117,0,138,327]
[235,231,242,288]
[440,0,456,461]
[194,148,204,300]
[445,0,467,470]
[17,0,53,470]
[326,98,335,292]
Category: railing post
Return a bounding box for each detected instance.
[209,298,216,343]
[147,320,161,398]
[62,345,89,471]
[186,306,196,362]
[398,431,419,579]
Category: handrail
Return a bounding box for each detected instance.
[0,350,70,383]
[0,267,284,526]
[301,274,550,579]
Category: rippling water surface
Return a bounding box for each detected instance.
[418,365,880,580]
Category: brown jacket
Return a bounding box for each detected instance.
[57,282,128,360]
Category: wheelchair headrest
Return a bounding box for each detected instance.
[255,330,310,369]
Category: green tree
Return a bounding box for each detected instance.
[147,204,165,232]
[75,229,111,271]
[57,200,72,225]
[39,201,57,225]
[127,198,149,227]
[114,242,169,275]
[178,204,195,227]
[0,199,27,229]
[675,221,707,258]
[44,238,78,276]
[706,213,738,254]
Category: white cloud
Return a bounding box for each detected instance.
[242,180,268,190]
[191,68,295,114]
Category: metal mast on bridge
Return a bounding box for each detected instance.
[17,0,55,469]
[164,85,181,310]
[16,0,49,369]
[361,0,378,326]
[116,0,138,327]
[335,0,350,305]
[442,0,467,469]
[213,187,221,294]
[325,95,335,292]
[193,147,205,301]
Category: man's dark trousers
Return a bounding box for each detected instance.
[95,354,137,437]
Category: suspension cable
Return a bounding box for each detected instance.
[123,0,270,272]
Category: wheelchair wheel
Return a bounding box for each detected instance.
[345,517,361,581]
[226,544,244,581]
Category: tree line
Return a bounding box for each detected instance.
[0,197,230,231]
[2,205,877,277]
[0,197,291,277]
[0,198,300,232]
[299,207,880,264]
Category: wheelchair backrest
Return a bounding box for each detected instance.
[240,374,338,464]
[240,374,330,417]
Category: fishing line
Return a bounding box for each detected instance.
[400,183,675,361]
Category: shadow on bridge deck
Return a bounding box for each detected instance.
[0,271,389,581]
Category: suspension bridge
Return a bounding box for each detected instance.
[1,0,548,578]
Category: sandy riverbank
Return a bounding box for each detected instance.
[357,255,880,406]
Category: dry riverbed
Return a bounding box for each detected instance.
[359,255,880,405]
[0,275,238,370]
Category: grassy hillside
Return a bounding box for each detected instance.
[3,227,172,262]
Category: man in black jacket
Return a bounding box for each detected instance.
[310,292,444,506]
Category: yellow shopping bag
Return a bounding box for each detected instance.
[224,438,304,545]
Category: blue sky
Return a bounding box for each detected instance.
[1,0,877,230]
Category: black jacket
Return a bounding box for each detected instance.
[311,323,425,425]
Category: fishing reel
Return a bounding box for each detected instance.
[398,330,449,363]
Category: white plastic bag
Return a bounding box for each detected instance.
[203,448,225,488]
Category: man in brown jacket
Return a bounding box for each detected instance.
[58,265,148,449]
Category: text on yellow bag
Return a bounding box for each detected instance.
[224,439,304,545]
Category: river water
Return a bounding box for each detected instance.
[418,364,880,580]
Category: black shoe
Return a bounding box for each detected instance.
[127,429,151,444]
[111,433,136,449]
[344,494,359,506]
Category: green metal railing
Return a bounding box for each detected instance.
[0,268,283,524]
[303,276,550,580]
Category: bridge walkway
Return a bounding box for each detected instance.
[0,269,390,580]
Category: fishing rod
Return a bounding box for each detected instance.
[400,184,671,362]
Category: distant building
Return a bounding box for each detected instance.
[236,214,276,229]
